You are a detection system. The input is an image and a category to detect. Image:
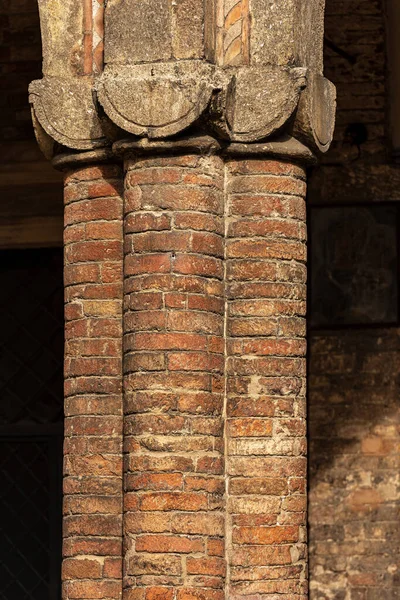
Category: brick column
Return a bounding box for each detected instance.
[63,164,124,600]
[122,153,226,600]
[225,158,308,599]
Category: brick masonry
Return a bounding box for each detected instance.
[309,331,400,599]
[308,0,400,598]
[226,159,308,599]
[123,154,226,600]
[63,164,124,600]
[61,154,309,600]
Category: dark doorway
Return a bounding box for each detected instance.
[0,248,64,600]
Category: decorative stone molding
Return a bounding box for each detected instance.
[29,78,107,150]
[97,62,214,138]
[294,72,337,153]
[30,0,108,150]
[211,66,307,142]
[30,0,336,157]
[217,0,251,66]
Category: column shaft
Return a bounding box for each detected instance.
[123,155,226,600]
[63,164,124,600]
[225,158,308,599]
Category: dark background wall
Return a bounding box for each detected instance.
[308,1,400,598]
[0,0,62,249]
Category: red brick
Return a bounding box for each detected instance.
[140,492,208,512]
[173,254,223,279]
[87,181,122,198]
[227,159,305,178]
[65,580,121,599]
[133,332,208,351]
[103,557,123,578]
[136,534,205,553]
[145,587,175,600]
[168,352,224,372]
[65,197,122,225]
[66,240,122,263]
[228,418,273,437]
[125,213,171,233]
[232,525,299,544]
[127,167,182,185]
[186,557,225,576]
[227,174,306,196]
[63,165,123,600]
[65,165,121,184]
[177,590,224,600]
[64,264,101,286]
[126,473,183,491]
[62,558,102,580]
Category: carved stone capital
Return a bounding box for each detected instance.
[30,0,336,159]
[97,62,214,138]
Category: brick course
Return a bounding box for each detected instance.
[63,164,124,600]
[226,159,308,599]
[123,155,226,600]
[60,153,310,600]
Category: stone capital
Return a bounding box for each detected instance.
[30,0,336,157]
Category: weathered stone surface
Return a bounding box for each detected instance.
[105,0,204,64]
[212,66,306,142]
[97,62,214,138]
[37,0,84,77]
[113,136,222,158]
[105,0,172,64]
[225,135,316,164]
[297,0,325,74]
[171,0,205,59]
[250,0,298,66]
[30,107,55,161]
[31,0,334,152]
[294,73,336,152]
[250,0,324,71]
[29,79,107,150]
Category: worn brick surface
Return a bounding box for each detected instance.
[63,164,124,600]
[308,1,400,598]
[123,155,226,600]
[309,331,400,600]
[226,158,308,599]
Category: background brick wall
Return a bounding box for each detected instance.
[308,0,400,598]
[0,0,63,248]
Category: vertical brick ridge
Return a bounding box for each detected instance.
[123,155,226,600]
[222,159,231,600]
[63,164,124,600]
[225,158,308,599]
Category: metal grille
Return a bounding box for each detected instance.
[0,437,62,600]
[0,248,63,600]
[0,249,64,426]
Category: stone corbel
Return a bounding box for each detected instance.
[97,62,214,139]
[30,0,336,155]
[29,0,109,152]
[96,0,216,138]
[208,0,336,147]
[294,71,337,153]
[210,66,307,142]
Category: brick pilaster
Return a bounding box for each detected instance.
[225,158,308,598]
[122,155,226,600]
[59,148,310,600]
[63,164,124,600]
